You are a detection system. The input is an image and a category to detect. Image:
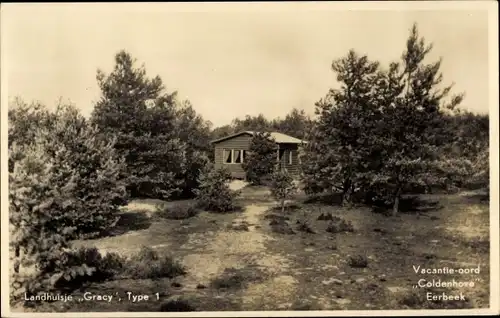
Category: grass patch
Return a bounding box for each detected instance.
[155,202,200,220]
[104,211,152,237]
[210,267,262,290]
[264,214,290,221]
[159,299,196,312]
[326,216,354,233]
[270,203,303,212]
[370,196,442,215]
[269,219,296,235]
[303,192,344,205]
[317,212,335,221]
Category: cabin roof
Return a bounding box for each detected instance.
[210,130,307,144]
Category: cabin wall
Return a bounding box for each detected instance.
[213,134,253,179]
[213,136,302,179]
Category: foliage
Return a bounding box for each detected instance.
[91,50,189,200]
[194,164,241,213]
[210,108,312,141]
[46,247,126,288]
[242,132,278,185]
[269,165,297,213]
[363,24,464,214]
[172,100,213,198]
[348,254,369,268]
[301,23,468,215]
[156,202,200,220]
[124,246,186,279]
[300,50,380,204]
[9,100,128,301]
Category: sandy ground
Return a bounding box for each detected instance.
[11,186,491,312]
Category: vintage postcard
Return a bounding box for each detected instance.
[1,1,498,317]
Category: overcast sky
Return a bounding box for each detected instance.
[2,2,494,127]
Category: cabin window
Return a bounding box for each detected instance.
[289,150,293,165]
[223,149,232,163]
[223,149,245,164]
[234,150,242,163]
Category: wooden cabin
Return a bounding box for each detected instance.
[210,131,307,179]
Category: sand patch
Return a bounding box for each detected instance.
[180,204,272,286]
[242,275,299,310]
[228,180,249,191]
[444,206,489,240]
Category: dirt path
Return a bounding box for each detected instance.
[179,202,298,309]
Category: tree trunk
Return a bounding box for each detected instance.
[341,179,352,206]
[392,187,402,216]
[14,246,20,273]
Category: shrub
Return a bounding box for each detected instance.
[296,219,316,234]
[242,132,278,185]
[269,219,296,235]
[348,254,368,268]
[9,133,79,300]
[269,166,297,213]
[210,267,260,290]
[317,212,335,221]
[48,248,126,289]
[124,246,186,279]
[156,202,200,220]
[194,165,241,213]
[9,102,128,241]
[326,217,354,233]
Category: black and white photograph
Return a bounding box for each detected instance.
[1,1,498,316]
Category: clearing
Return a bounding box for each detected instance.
[15,184,490,312]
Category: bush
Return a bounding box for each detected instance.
[156,202,200,220]
[269,166,297,213]
[210,267,260,290]
[124,246,186,279]
[348,254,368,268]
[9,102,128,241]
[194,165,241,213]
[242,132,278,185]
[296,221,316,234]
[269,219,296,235]
[48,247,126,289]
[326,216,354,233]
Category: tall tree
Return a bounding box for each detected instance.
[232,114,272,133]
[172,99,213,198]
[91,51,187,199]
[274,108,313,140]
[300,50,380,205]
[368,24,464,215]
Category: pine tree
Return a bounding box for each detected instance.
[368,23,464,215]
[270,165,297,213]
[300,50,380,205]
[242,132,278,185]
[91,50,187,199]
